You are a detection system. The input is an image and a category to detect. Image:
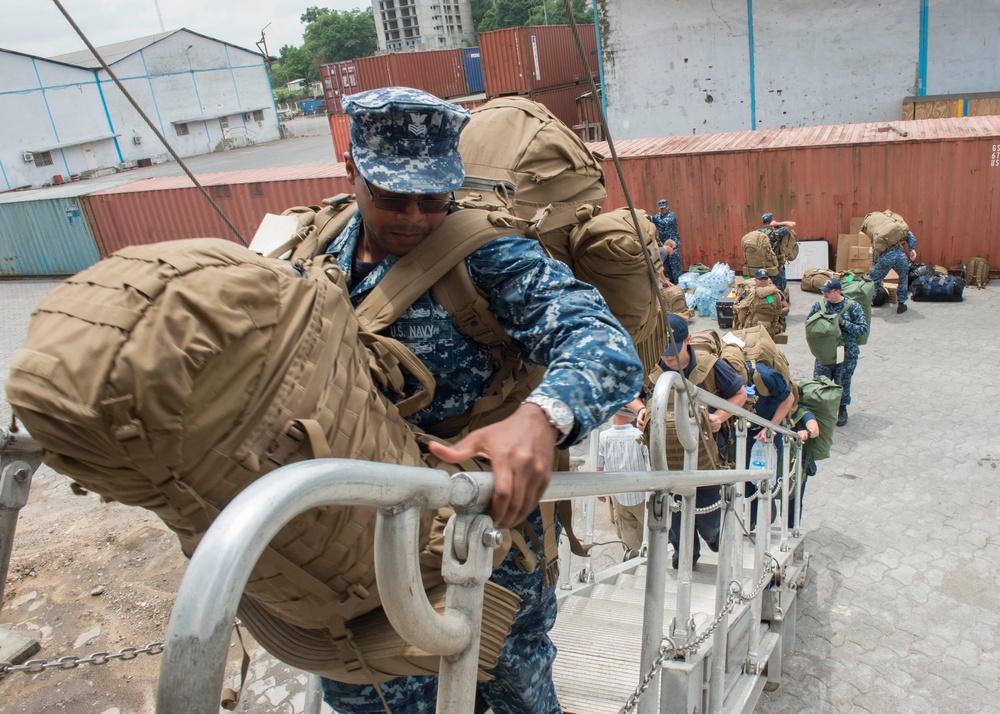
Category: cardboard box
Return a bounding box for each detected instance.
[884,281,899,304]
[886,269,899,281]
[837,232,873,271]
[850,217,865,235]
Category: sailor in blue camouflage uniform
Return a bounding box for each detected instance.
[649,199,682,284]
[320,86,643,714]
[759,213,796,295]
[869,229,917,314]
[807,278,867,427]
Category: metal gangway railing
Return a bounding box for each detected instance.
[0,370,809,714]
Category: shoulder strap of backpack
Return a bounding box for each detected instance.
[354,209,514,334]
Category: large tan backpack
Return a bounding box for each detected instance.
[455,96,608,268]
[5,223,527,685]
[801,268,837,292]
[966,257,990,288]
[861,210,909,256]
[741,230,780,276]
[733,282,785,336]
[774,227,799,263]
[725,326,797,413]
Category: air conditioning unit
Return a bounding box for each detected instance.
[22,152,33,163]
[133,135,143,145]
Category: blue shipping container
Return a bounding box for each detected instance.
[299,99,327,116]
[0,194,102,276]
[463,48,484,95]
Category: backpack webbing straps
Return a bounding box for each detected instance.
[354,210,512,334]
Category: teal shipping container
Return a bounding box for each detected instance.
[0,176,140,276]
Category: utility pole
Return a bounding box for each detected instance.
[257,23,272,70]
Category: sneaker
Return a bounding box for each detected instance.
[897,302,908,314]
[836,406,848,427]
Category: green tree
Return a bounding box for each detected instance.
[476,0,536,31]
[268,44,313,87]
[303,7,378,65]
[525,0,594,25]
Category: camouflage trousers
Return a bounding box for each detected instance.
[322,509,562,714]
[666,252,683,285]
[870,246,910,304]
[772,266,788,294]
[813,345,859,407]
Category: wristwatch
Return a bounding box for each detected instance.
[523,394,575,440]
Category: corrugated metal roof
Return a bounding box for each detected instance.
[92,165,349,194]
[0,174,144,204]
[48,28,264,68]
[50,31,175,66]
[587,116,1000,157]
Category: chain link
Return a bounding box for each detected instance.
[668,498,723,515]
[617,555,777,714]
[0,642,164,676]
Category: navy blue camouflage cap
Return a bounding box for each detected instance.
[761,212,774,224]
[342,86,470,194]
[658,199,668,208]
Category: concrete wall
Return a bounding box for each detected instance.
[1,30,279,191]
[597,0,1000,139]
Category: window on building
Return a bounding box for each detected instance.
[33,151,53,168]
[253,110,264,121]
[176,123,190,136]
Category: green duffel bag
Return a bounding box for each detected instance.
[804,303,843,366]
[687,263,711,274]
[796,376,843,462]
[839,273,874,346]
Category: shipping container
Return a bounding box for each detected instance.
[902,91,1000,120]
[86,167,352,255]
[463,48,485,94]
[324,49,471,107]
[0,176,141,276]
[354,55,393,96]
[478,25,598,96]
[329,112,352,161]
[320,61,360,115]
[522,84,595,137]
[387,49,467,100]
[587,116,1000,271]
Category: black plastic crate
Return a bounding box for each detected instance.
[716,296,735,329]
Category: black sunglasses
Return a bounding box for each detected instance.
[361,179,454,214]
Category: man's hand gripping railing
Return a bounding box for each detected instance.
[156,459,498,714]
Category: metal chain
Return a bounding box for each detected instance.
[669,498,723,515]
[617,555,777,714]
[0,642,164,676]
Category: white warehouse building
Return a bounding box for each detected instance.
[1,29,278,191]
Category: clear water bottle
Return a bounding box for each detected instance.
[750,440,767,470]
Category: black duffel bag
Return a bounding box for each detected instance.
[909,274,964,302]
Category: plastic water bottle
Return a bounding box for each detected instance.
[750,440,767,470]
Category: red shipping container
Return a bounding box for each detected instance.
[85,167,352,255]
[522,84,593,136]
[354,55,392,94]
[479,25,598,96]
[329,112,352,160]
[587,116,1000,271]
[320,61,360,115]
[387,48,468,100]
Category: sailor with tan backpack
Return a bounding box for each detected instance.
[862,209,917,314]
[7,87,648,713]
[733,268,789,338]
[741,212,798,294]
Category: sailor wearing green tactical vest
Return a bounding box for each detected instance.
[807,278,867,427]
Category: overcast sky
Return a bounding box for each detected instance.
[2,0,370,59]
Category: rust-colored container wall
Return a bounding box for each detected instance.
[329,113,352,160]
[386,49,467,100]
[85,167,352,255]
[353,55,393,96]
[479,25,598,96]
[321,61,359,115]
[589,116,1000,270]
